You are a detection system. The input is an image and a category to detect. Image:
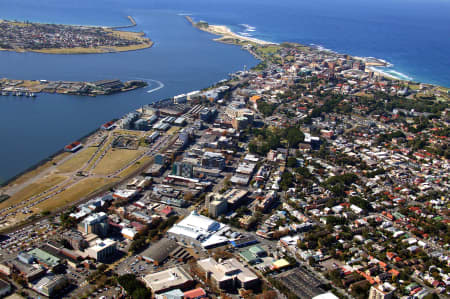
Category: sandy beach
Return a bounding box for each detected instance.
[186,16,276,46]
[365,66,403,81]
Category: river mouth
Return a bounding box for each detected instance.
[0,8,258,184]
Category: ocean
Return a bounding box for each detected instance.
[0,0,449,183]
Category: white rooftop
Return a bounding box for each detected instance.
[168,211,228,247]
[143,266,193,293]
[312,292,339,299]
[89,238,116,253]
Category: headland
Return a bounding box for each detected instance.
[186,16,276,46]
[0,16,153,54]
[186,16,436,84]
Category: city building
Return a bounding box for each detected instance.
[197,258,259,290]
[62,230,89,251]
[167,211,229,248]
[201,151,225,170]
[239,245,267,265]
[206,189,248,218]
[140,238,179,265]
[206,193,228,218]
[183,288,207,299]
[64,141,83,152]
[113,189,139,201]
[78,212,109,237]
[86,238,117,262]
[32,274,68,297]
[121,227,137,240]
[312,292,339,299]
[143,266,195,294]
[172,161,194,178]
[369,283,396,299]
[0,279,11,297]
[28,248,61,269]
[7,259,45,282]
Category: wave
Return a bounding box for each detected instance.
[386,70,413,81]
[368,67,413,81]
[177,13,193,16]
[134,78,165,93]
[240,24,256,30]
[310,43,335,53]
[238,31,251,37]
[238,23,257,36]
[365,57,394,67]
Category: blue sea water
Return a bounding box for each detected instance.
[0,0,449,183]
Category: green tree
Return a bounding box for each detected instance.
[132,288,152,299]
[287,157,297,168]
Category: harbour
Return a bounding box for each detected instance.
[0,9,258,184]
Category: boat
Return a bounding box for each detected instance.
[30,92,36,97]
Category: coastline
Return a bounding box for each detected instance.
[0,13,448,230]
[187,16,422,84]
[185,16,276,46]
[25,41,153,55]
[0,17,153,55]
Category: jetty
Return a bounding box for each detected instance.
[111,16,137,30]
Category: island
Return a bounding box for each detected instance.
[0,78,148,96]
[0,16,153,54]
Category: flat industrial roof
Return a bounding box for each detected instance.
[143,266,193,293]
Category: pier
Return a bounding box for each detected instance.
[111,16,137,30]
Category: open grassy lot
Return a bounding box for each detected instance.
[113,129,144,137]
[34,177,117,212]
[0,152,69,189]
[117,156,152,179]
[0,175,67,211]
[56,147,97,173]
[92,148,144,175]
[31,41,152,54]
[84,136,115,169]
[256,45,280,55]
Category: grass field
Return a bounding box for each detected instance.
[117,156,152,178]
[114,129,145,136]
[0,152,69,189]
[0,175,67,211]
[29,41,152,54]
[84,136,115,169]
[92,148,144,175]
[56,147,97,173]
[256,45,280,55]
[34,177,117,212]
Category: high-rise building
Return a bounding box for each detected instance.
[78,212,109,237]
[172,161,194,178]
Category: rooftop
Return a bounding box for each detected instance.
[28,248,60,267]
[198,258,258,284]
[143,266,193,293]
